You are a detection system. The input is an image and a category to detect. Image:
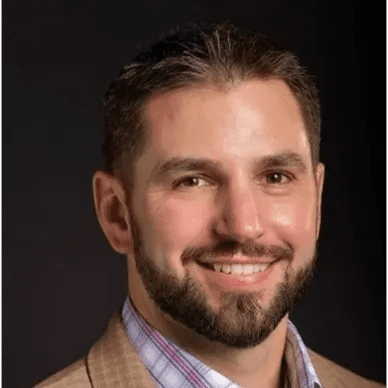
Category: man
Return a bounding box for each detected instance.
[35,22,384,388]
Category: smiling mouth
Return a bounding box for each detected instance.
[198,262,270,276]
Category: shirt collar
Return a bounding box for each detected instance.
[122,297,321,388]
[284,321,321,388]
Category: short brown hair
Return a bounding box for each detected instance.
[102,22,321,186]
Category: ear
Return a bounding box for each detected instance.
[314,162,325,239]
[92,170,133,255]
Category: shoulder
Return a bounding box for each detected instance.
[34,311,157,388]
[34,359,91,388]
[308,349,385,388]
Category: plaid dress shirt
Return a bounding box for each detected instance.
[122,298,321,388]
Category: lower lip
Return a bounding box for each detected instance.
[197,262,276,290]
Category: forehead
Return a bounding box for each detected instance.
[138,79,311,174]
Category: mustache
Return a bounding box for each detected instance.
[181,240,293,265]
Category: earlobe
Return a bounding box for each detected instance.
[315,162,325,197]
[92,170,133,255]
[315,162,325,239]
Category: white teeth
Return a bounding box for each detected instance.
[230,264,243,275]
[242,265,254,275]
[211,263,269,275]
[253,264,269,273]
[213,264,222,272]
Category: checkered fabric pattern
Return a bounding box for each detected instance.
[122,298,321,388]
[286,320,321,388]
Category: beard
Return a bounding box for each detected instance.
[130,214,316,349]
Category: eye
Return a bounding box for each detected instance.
[264,171,293,184]
[173,176,211,189]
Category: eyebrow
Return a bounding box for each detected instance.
[258,152,309,172]
[153,151,309,180]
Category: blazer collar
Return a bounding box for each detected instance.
[87,311,157,388]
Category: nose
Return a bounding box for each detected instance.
[213,181,264,243]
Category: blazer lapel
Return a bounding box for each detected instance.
[87,311,157,388]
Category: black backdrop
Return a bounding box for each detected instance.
[3,1,386,387]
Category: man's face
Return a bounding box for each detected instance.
[126,79,324,348]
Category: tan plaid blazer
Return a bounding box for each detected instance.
[34,311,384,388]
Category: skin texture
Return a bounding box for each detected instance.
[93,78,325,388]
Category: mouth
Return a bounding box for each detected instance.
[198,262,271,276]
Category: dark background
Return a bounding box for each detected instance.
[3,0,386,387]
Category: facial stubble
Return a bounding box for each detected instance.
[130,214,316,349]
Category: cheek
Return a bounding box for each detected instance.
[269,197,318,245]
[142,194,212,253]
